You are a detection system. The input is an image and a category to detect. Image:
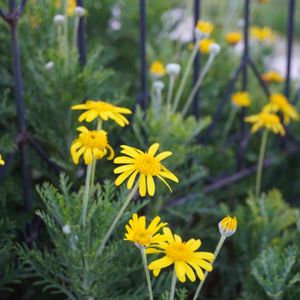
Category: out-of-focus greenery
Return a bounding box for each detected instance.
[0,0,300,299]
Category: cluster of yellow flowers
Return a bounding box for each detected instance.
[125,214,237,284]
[245,93,299,136]
[250,26,274,43]
[196,20,217,55]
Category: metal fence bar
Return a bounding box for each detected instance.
[76,0,87,67]
[286,0,295,101]
[192,0,201,119]
[139,0,147,109]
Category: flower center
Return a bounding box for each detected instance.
[79,130,108,149]
[133,229,151,246]
[134,153,161,175]
[166,242,193,262]
[261,113,279,125]
[87,101,115,113]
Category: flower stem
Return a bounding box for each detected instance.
[169,268,177,300]
[73,16,80,50]
[82,163,93,227]
[221,106,237,146]
[167,75,175,111]
[182,53,216,117]
[255,129,268,198]
[173,39,200,112]
[140,248,154,300]
[193,235,226,300]
[95,181,139,256]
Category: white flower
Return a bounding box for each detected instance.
[166,63,181,77]
[53,14,65,26]
[62,225,71,234]
[153,80,164,91]
[209,43,221,55]
[74,6,86,17]
[45,61,54,70]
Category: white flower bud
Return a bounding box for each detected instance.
[74,6,86,17]
[62,225,71,234]
[45,61,54,70]
[153,80,164,91]
[166,63,181,77]
[209,43,221,55]
[53,14,65,26]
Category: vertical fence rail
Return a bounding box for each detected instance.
[8,0,32,210]
[193,0,201,119]
[76,0,87,67]
[285,0,295,101]
[139,0,147,109]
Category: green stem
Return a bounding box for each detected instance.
[73,16,80,50]
[255,130,268,198]
[173,40,200,112]
[167,75,175,111]
[182,53,216,117]
[95,181,139,256]
[89,120,102,194]
[169,268,177,300]
[221,107,238,146]
[140,248,154,300]
[82,163,93,227]
[193,235,226,300]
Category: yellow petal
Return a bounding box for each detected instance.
[114,156,135,164]
[147,175,155,196]
[148,143,160,156]
[185,263,196,282]
[127,170,138,189]
[155,151,173,161]
[148,256,173,270]
[114,164,135,174]
[175,261,186,282]
[115,169,135,186]
[139,174,146,197]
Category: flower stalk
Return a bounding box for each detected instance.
[81,162,93,227]
[222,106,238,145]
[255,129,268,197]
[182,53,216,116]
[173,39,200,112]
[169,268,177,300]
[140,248,154,300]
[95,181,139,256]
[193,235,226,300]
[167,75,175,111]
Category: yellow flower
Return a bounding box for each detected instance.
[263,93,299,125]
[218,216,237,237]
[55,0,76,15]
[196,20,214,36]
[114,143,178,197]
[71,126,114,165]
[199,38,215,54]
[147,228,214,282]
[262,71,284,83]
[250,26,273,42]
[231,92,252,108]
[225,32,242,45]
[124,214,167,248]
[245,111,285,136]
[0,154,5,166]
[71,100,132,127]
[150,61,166,78]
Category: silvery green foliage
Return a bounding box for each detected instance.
[17,174,151,299]
[0,219,20,291]
[251,246,300,300]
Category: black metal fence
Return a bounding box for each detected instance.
[0,0,298,208]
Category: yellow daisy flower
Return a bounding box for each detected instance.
[218,216,237,237]
[196,20,214,36]
[71,126,114,165]
[147,228,214,282]
[150,60,166,78]
[250,26,273,42]
[245,111,285,136]
[71,100,132,127]
[0,154,5,166]
[199,38,215,54]
[262,71,284,83]
[263,93,299,125]
[124,214,167,248]
[225,32,242,45]
[114,143,178,197]
[231,92,252,108]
